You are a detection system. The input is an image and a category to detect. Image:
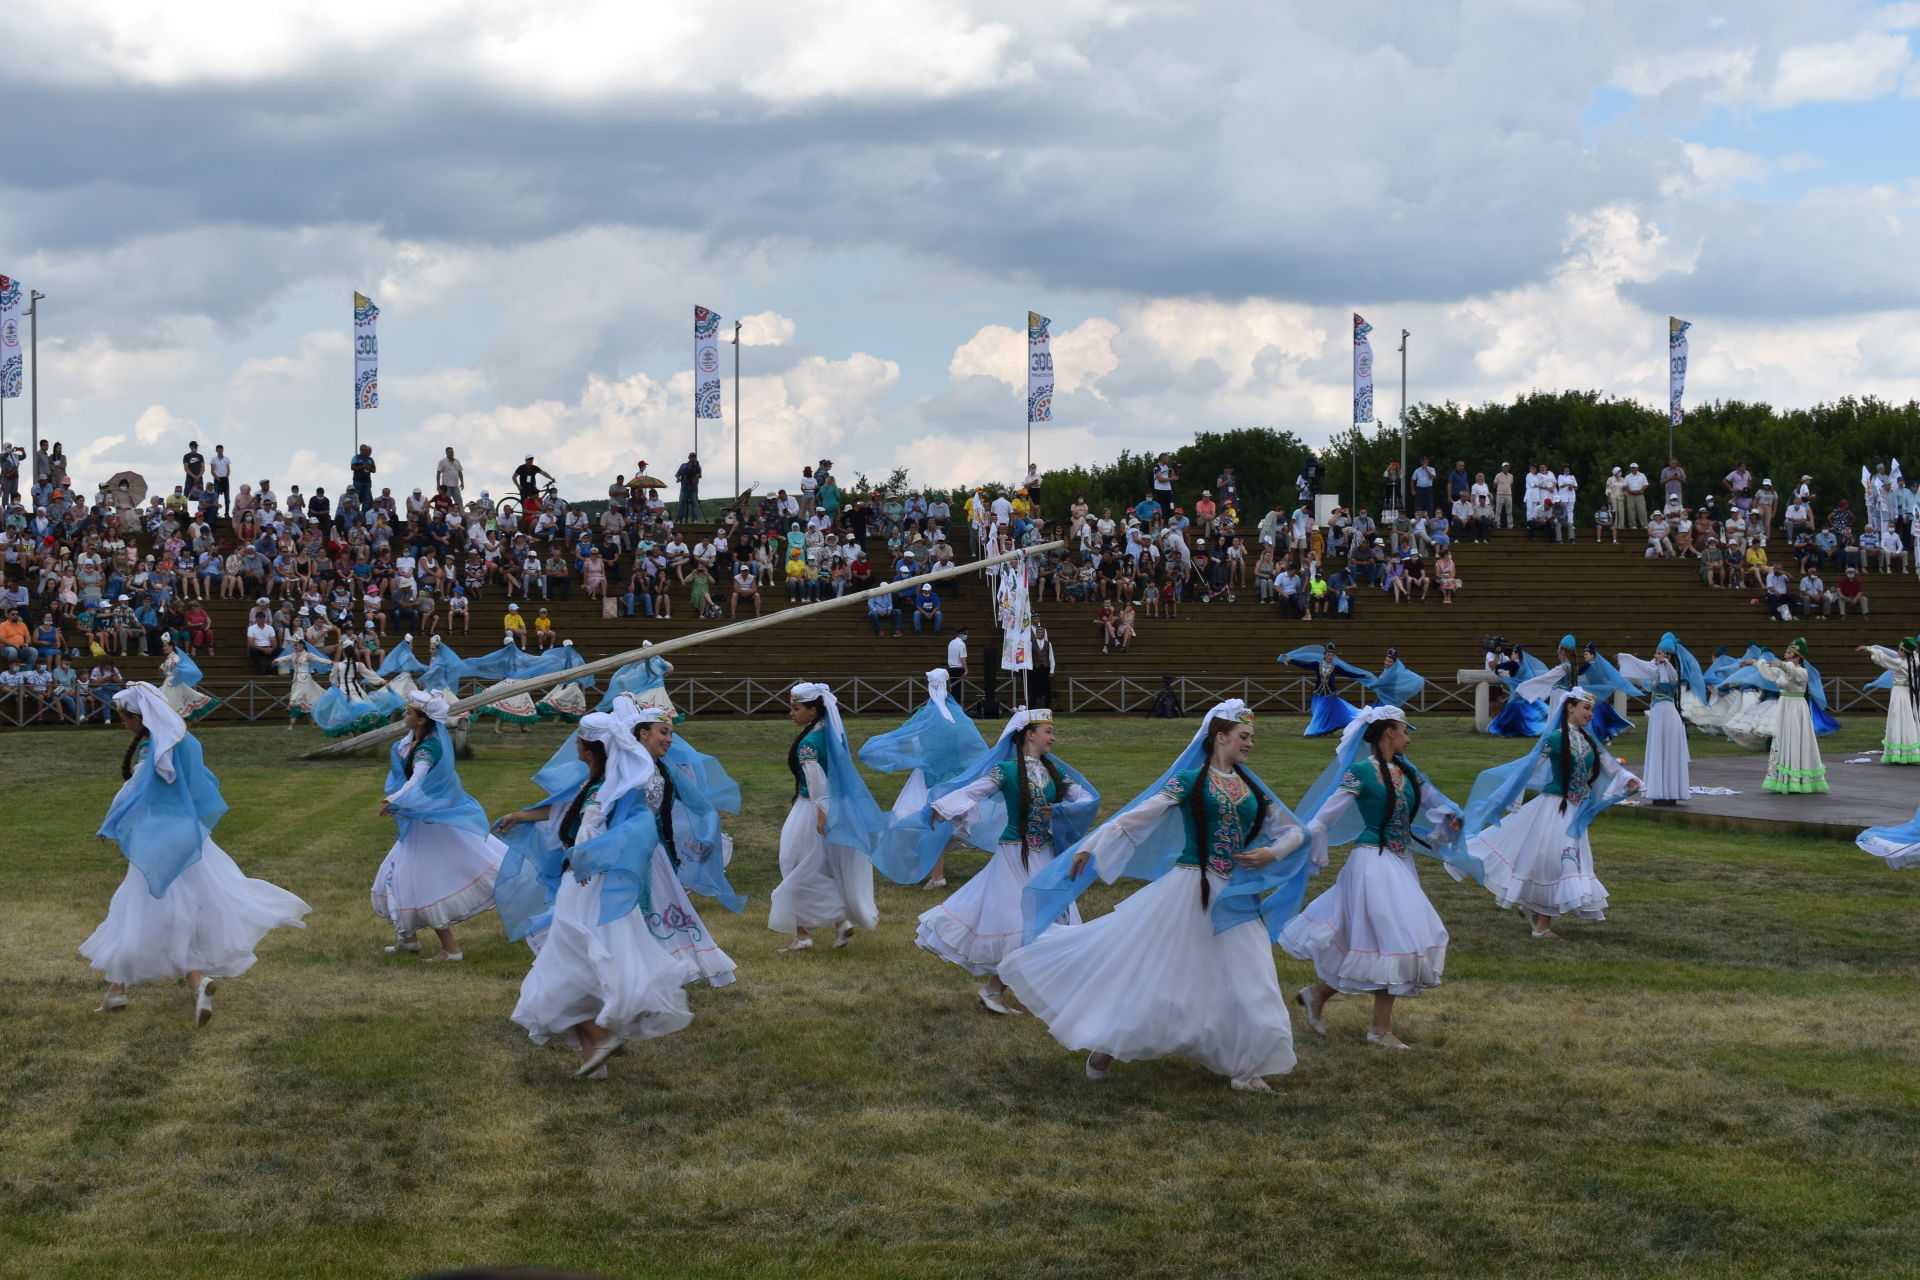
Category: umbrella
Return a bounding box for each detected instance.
[106,471,148,507]
[631,474,667,488]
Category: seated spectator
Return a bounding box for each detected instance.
[1811,526,1840,572]
[1742,539,1770,588]
[1400,553,1432,602]
[1798,569,1825,619]
[245,614,278,673]
[447,586,470,634]
[532,607,557,650]
[1761,566,1794,621]
[1527,500,1558,542]
[1835,567,1870,616]
[1645,513,1674,558]
[183,601,215,654]
[1435,550,1461,604]
[911,584,943,635]
[1113,602,1137,653]
[84,658,124,722]
[1594,503,1617,544]
[866,582,899,635]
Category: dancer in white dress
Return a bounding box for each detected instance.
[630,705,739,987]
[502,711,698,1078]
[859,668,988,890]
[767,682,886,952]
[282,642,329,727]
[82,683,310,1022]
[1743,639,1828,794]
[914,708,1099,1014]
[1857,637,1920,765]
[999,701,1311,1092]
[1280,706,1466,1049]
[1463,688,1640,938]
[158,635,220,723]
[1616,632,1705,803]
[370,691,505,961]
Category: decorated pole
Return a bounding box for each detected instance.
[303,540,1066,759]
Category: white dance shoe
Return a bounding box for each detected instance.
[576,1036,626,1078]
[1229,1076,1272,1092]
[95,992,129,1014]
[1295,985,1329,1036]
[422,951,464,963]
[1085,1052,1112,1081]
[777,936,814,953]
[193,977,217,1028]
[832,922,856,949]
[1365,1031,1411,1050]
[976,987,1023,1016]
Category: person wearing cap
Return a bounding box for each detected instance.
[1740,640,1829,794]
[1463,687,1642,938]
[1604,466,1627,531]
[1489,463,1512,529]
[83,683,312,1021]
[1617,463,1648,529]
[1753,477,1780,536]
[502,602,528,649]
[1835,566,1871,617]
[513,455,555,505]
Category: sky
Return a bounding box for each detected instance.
[3,0,1919,501]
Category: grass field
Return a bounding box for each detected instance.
[1,714,1916,1280]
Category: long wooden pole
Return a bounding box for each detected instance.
[303,540,1062,758]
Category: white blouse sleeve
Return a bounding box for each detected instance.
[576,797,609,844]
[1614,653,1660,683]
[802,760,831,811]
[1062,781,1095,807]
[931,772,1002,824]
[1594,745,1640,797]
[386,757,432,805]
[1516,664,1566,702]
[1865,646,1901,673]
[1082,791,1180,883]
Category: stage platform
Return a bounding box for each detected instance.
[1612,753,1911,840]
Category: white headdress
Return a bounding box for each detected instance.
[112,682,187,782]
[578,709,656,812]
[1004,705,1054,737]
[407,690,451,723]
[1336,704,1408,757]
[790,681,848,747]
[924,668,953,722]
[1564,685,1598,706]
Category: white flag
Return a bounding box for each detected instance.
[999,560,1034,670]
[1027,312,1053,423]
[695,306,723,418]
[354,292,379,410]
[1352,313,1373,425]
[1668,316,1690,428]
[0,277,22,400]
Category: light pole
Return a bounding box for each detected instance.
[731,319,742,503]
[28,291,43,471]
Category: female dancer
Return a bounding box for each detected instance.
[1858,637,1919,764]
[371,691,505,961]
[312,638,401,738]
[1281,643,1368,738]
[537,643,592,722]
[1518,635,1633,741]
[631,704,740,987]
[158,633,220,723]
[999,701,1311,1092]
[1279,706,1466,1049]
[1463,688,1641,938]
[83,683,310,1021]
[377,634,427,701]
[1486,642,1548,738]
[859,668,988,890]
[1743,639,1828,794]
[1365,646,1426,707]
[1616,633,1706,803]
[476,634,543,732]
[501,711,696,1078]
[768,682,887,952]
[913,708,1098,1014]
[282,637,331,728]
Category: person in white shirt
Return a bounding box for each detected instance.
[406,488,429,527]
[1621,464,1650,528]
[246,619,280,674]
[1783,497,1814,539]
[1555,466,1578,540]
[436,448,465,508]
[1882,527,1909,575]
[946,629,969,704]
[209,445,233,516]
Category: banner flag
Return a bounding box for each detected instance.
[998,559,1034,670]
[0,277,22,400]
[354,292,379,410]
[1668,316,1690,428]
[1027,311,1053,423]
[695,306,723,418]
[1352,312,1373,424]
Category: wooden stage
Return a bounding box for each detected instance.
[1612,752,1913,840]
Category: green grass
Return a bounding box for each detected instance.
[1,716,1916,1280]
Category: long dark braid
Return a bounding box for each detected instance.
[788,698,826,799]
[559,740,609,852]
[658,767,680,868]
[121,725,150,781]
[1190,718,1267,907]
[1012,725,1066,870]
[1554,702,1599,813]
[1905,644,1919,715]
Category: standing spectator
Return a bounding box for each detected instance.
[1447,461,1470,512]
[1555,464,1579,541]
[1412,457,1437,517]
[1661,457,1687,506]
[1494,463,1515,528]
[350,444,376,511]
[1724,461,1755,516]
[1381,460,1404,515]
[209,444,233,515]
[1621,463,1650,528]
[436,447,465,508]
[182,440,206,494]
[513,454,554,502]
[946,627,969,705]
[1604,467,1627,529]
[676,452,703,522]
[1215,464,1240,511]
[1753,478,1780,536]
[1152,453,1177,510]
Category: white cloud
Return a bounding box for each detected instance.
[738,312,796,347]
[133,405,197,447]
[1766,31,1912,108]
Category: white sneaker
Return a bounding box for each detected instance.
[422,951,464,963]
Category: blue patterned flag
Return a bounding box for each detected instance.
[354,292,379,410]
[1669,316,1690,428]
[1352,312,1374,424]
[0,276,22,400]
[1028,311,1053,423]
[695,306,722,419]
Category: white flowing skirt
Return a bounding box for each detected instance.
[384,672,420,701]
[646,846,738,987]
[1881,689,1919,764]
[287,672,324,713]
[1277,845,1446,996]
[510,872,696,1044]
[1467,793,1609,921]
[767,799,879,934]
[1723,693,1779,751]
[161,680,218,721]
[1765,698,1827,793]
[916,839,1082,977]
[999,866,1296,1080]
[371,821,504,937]
[1680,686,1728,734]
[81,840,311,986]
[1861,832,1920,870]
[1642,700,1691,801]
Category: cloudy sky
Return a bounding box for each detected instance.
[4,0,1918,500]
